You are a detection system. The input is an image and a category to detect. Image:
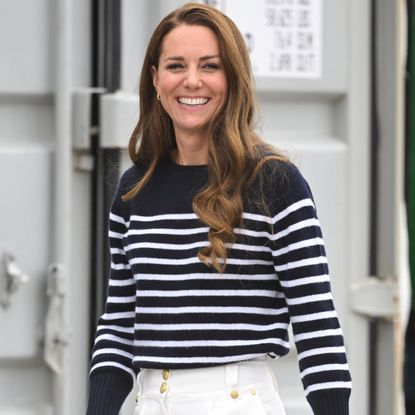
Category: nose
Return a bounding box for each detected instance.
[183,67,202,89]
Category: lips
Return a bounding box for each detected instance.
[177,97,209,106]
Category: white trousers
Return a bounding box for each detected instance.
[133,357,286,415]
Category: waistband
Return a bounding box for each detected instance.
[136,355,276,399]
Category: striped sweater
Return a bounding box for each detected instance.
[87,156,351,415]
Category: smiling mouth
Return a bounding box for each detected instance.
[177,97,209,106]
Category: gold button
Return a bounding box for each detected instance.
[160,381,168,394]
[230,390,239,399]
[162,369,170,380]
[251,388,257,395]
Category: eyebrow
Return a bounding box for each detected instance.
[164,54,220,62]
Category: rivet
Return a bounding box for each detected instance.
[160,381,168,394]
[230,390,239,399]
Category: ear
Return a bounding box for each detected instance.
[151,65,158,89]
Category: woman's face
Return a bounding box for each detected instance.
[152,24,228,142]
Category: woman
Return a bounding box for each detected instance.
[86,3,351,415]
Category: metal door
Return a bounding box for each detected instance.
[232,1,370,413]
[0,0,55,412]
[0,0,91,414]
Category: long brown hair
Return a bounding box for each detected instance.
[123,2,286,273]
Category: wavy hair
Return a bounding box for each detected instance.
[123,2,286,273]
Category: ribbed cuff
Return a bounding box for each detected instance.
[86,370,134,415]
[307,389,350,415]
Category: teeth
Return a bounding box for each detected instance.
[178,97,208,105]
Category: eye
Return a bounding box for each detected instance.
[166,63,184,70]
[203,62,220,70]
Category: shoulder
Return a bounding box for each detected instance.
[116,162,147,195]
[112,162,147,215]
[254,159,321,228]
[258,158,313,206]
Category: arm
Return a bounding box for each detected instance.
[268,163,352,415]
[86,173,137,415]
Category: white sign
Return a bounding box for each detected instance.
[206,0,322,79]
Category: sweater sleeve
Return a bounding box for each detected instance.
[267,162,352,415]
[86,171,138,415]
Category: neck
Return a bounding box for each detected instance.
[171,148,208,166]
[172,133,209,165]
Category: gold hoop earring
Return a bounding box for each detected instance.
[157,92,161,101]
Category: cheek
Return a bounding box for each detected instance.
[158,73,181,91]
[215,77,228,98]
[156,76,171,94]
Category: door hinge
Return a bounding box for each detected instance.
[44,263,71,374]
[350,276,399,320]
[72,88,106,151]
[0,251,29,309]
[100,91,139,148]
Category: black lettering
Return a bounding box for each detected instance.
[204,0,220,6]
[275,31,293,49]
[265,7,277,27]
[296,31,314,50]
[265,7,294,28]
[298,9,311,28]
[270,53,292,72]
[297,53,315,72]
[279,8,294,27]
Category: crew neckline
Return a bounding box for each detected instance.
[164,155,208,170]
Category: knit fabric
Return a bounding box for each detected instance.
[86,156,351,415]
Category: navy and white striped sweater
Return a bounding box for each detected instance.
[87,156,351,415]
